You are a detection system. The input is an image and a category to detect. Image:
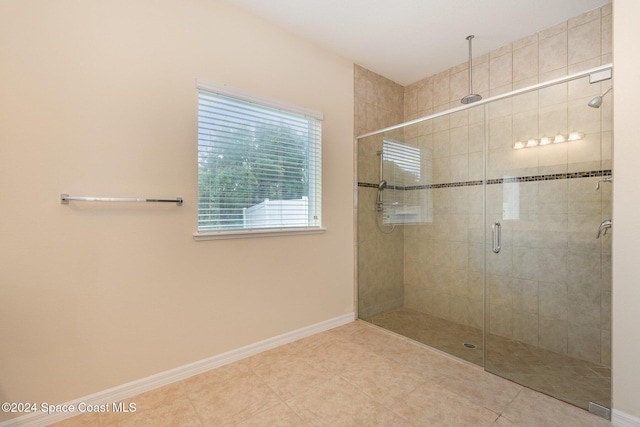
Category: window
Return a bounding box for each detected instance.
[195,80,323,239]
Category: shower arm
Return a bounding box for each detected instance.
[467,35,474,95]
[461,35,482,104]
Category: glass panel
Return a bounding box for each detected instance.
[358,104,487,366]
[484,74,612,410]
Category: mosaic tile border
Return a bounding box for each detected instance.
[358,169,612,190]
[358,169,611,190]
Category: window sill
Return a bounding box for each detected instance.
[193,227,326,241]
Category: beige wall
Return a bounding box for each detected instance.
[612,0,640,419]
[0,0,354,420]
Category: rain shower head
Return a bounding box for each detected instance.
[461,35,482,105]
[588,87,612,108]
[461,93,482,104]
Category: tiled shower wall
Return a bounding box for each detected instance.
[356,3,612,365]
[355,66,405,318]
[403,5,612,121]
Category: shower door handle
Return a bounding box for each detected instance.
[492,221,502,254]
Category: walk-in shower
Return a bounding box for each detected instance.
[357,64,613,416]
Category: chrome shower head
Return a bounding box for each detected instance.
[461,35,482,105]
[461,93,482,104]
[588,87,612,108]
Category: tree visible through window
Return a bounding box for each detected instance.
[197,83,322,233]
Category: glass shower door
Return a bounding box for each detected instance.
[357,104,487,367]
[484,74,612,412]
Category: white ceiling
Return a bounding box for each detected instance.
[222,0,610,85]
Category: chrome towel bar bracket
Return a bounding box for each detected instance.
[61,194,183,206]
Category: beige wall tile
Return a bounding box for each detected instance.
[568,323,601,364]
[539,104,568,138]
[539,281,568,320]
[451,67,471,101]
[404,82,418,119]
[513,110,539,141]
[568,7,601,28]
[602,12,612,55]
[601,330,611,368]
[490,52,513,90]
[514,76,539,90]
[568,290,601,329]
[433,69,451,107]
[513,42,539,83]
[539,32,567,73]
[539,21,567,40]
[450,109,470,128]
[513,311,540,347]
[489,304,514,338]
[569,19,602,66]
[513,279,539,314]
[449,155,469,183]
[472,60,490,95]
[450,126,469,156]
[417,77,434,114]
[491,42,513,58]
[538,317,568,354]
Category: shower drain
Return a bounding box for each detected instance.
[463,343,477,349]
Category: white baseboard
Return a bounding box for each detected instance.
[613,409,640,427]
[0,313,355,427]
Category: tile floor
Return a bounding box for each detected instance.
[49,320,611,426]
[366,307,611,410]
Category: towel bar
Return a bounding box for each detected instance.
[61,194,183,206]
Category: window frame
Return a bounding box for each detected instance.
[193,79,326,241]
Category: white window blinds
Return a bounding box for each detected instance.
[197,81,322,234]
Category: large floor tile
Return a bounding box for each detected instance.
[339,351,427,406]
[233,402,309,427]
[501,388,612,427]
[113,397,201,427]
[393,380,500,426]
[286,376,413,427]
[186,370,281,426]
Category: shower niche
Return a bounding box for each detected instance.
[356,66,613,413]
